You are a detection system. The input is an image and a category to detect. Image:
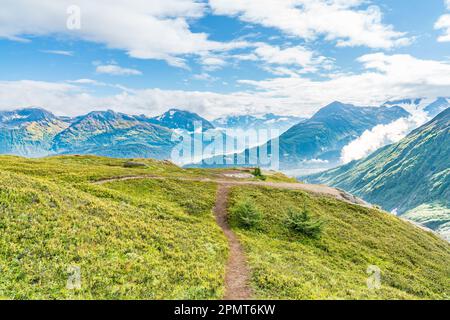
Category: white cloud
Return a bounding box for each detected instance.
[434,1,450,42]
[254,43,330,72]
[41,50,73,56]
[238,53,450,114]
[1,54,450,120]
[96,64,142,76]
[0,0,247,68]
[209,0,411,49]
[341,110,430,164]
[435,14,450,42]
[0,79,294,119]
[192,73,216,81]
[200,56,227,71]
[68,79,103,85]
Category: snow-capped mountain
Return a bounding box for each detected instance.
[424,97,450,117]
[0,108,69,157]
[212,113,305,134]
[382,97,449,116]
[149,108,215,132]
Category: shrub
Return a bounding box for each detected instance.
[123,161,148,168]
[285,207,324,238]
[231,199,262,229]
[252,167,266,181]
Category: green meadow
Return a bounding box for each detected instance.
[0,155,449,299]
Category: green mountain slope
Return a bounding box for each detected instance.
[0,108,69,157]
[0,155,449,299]
[274,102,409,168]
[51,110,177,159]
[194,102,409,169]
[307,108,450,240]
[149,108,215,132]
[228,186,450,299]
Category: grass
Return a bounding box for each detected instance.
[228,186,450,300]
[0,155,228,299]
[0,155,449,300]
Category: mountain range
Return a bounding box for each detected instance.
[0,108,69,157]
[51,110,177,159]
[0,107,302,161]
[307,108,450,240]
[1,98,447,168]
[212,113,305,134]
[194,101,411,170]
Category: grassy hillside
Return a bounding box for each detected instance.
[307,108,450,240]
[0,156,228,299]
[228,186,450,299]
[0,155,449,299]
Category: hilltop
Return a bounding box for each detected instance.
[0,155,448,299]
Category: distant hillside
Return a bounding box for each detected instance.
[0,108,69,157]
[51,110,177,159]
[275,102,409,166]
[424,97,449,117]
[0,107,218,160]
[212,113,305,134]
[150,108,215,132]
[194,101,410,169]
[307,108,450,240]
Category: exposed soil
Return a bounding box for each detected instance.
[94,175,371,208]
[93,174,373,300]
[214,184,253,300]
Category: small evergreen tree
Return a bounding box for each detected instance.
[231,199,262,229]
[252,167,266,180]
[285,206,324,238]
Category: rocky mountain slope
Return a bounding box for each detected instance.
[307,108,450,240]
[0,108,69,157]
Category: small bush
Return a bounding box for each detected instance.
[123,161,148,168]
[252,167,266,181]
[231,199,262,229]
[285,207,324,238]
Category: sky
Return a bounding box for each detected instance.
[0,0,450,119]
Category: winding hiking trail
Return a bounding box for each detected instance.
[93,173,371,299]
[94,174,371,208]
[214,184,252,300]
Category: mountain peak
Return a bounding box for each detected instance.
[0,107,57,123]
[382,98,423,107]
[151,108,214,132]
[424,97,450,117]
[311,101,355,119]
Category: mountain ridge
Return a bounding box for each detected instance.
[306,107,450,240]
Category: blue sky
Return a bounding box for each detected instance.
[0,0,450,118]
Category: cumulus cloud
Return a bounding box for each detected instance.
[253,43,331,73]
[0,0,247,68]
[1,53,450,119]
[238,53,450,113]
[209,0,411,49]
[96,64,142,76]
[41,50,73,56]
[435,14,450,42]
[0,79,299,119]
[434,0,450,42]
[340,110,430,164]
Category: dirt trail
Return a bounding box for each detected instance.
[214,184,252,300]
[93,174,371,300]
[94,175,371,208]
